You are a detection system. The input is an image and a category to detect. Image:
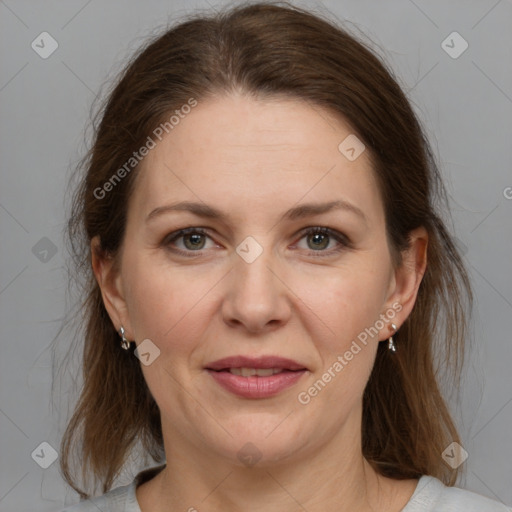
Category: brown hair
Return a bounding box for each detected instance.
[60,0,472,498]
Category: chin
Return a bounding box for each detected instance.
[206,416,308,467]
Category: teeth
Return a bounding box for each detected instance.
[228,367,283,377]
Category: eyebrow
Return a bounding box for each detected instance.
[146,199,367,224]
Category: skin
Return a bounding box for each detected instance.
[92,93,428,512]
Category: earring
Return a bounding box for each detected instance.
[388,323,398,353]
[118,326,131,350]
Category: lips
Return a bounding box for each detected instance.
[205,355,307,372]
[205,355,308,399]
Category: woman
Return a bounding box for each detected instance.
[58,2,510,511]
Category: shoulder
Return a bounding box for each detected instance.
[438,485,512,512]
[403,475,511,512]
[56,482,134,512]
[56,464,165,512]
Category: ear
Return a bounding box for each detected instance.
[380,227,428,339]
[91,236,133,339]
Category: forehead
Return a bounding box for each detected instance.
[129,93,382,226]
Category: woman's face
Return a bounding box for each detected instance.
[95,93,425,466]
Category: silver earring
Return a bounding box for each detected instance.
[119,326,131,350]
[388,323,398,353]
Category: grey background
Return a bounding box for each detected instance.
[1,0,511,510]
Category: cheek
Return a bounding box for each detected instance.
[295,269,385,411]
[292,262,390,352]
[122,252,204,342]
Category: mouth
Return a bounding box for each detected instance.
[205,355,308,373]
[205,356,308,399]
[219,367,298,377]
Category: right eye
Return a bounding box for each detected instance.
[162,227,219,256]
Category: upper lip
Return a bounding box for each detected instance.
[206,355,307,371]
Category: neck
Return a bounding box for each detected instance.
[137,417,408,512]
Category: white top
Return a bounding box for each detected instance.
[59,465,511,512]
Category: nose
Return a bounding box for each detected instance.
[221,245,292,334]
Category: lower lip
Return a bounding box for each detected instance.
[206,369,307,399]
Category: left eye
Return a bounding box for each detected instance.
[294,227,349,255]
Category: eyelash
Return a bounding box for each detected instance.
[162,226,351,258]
